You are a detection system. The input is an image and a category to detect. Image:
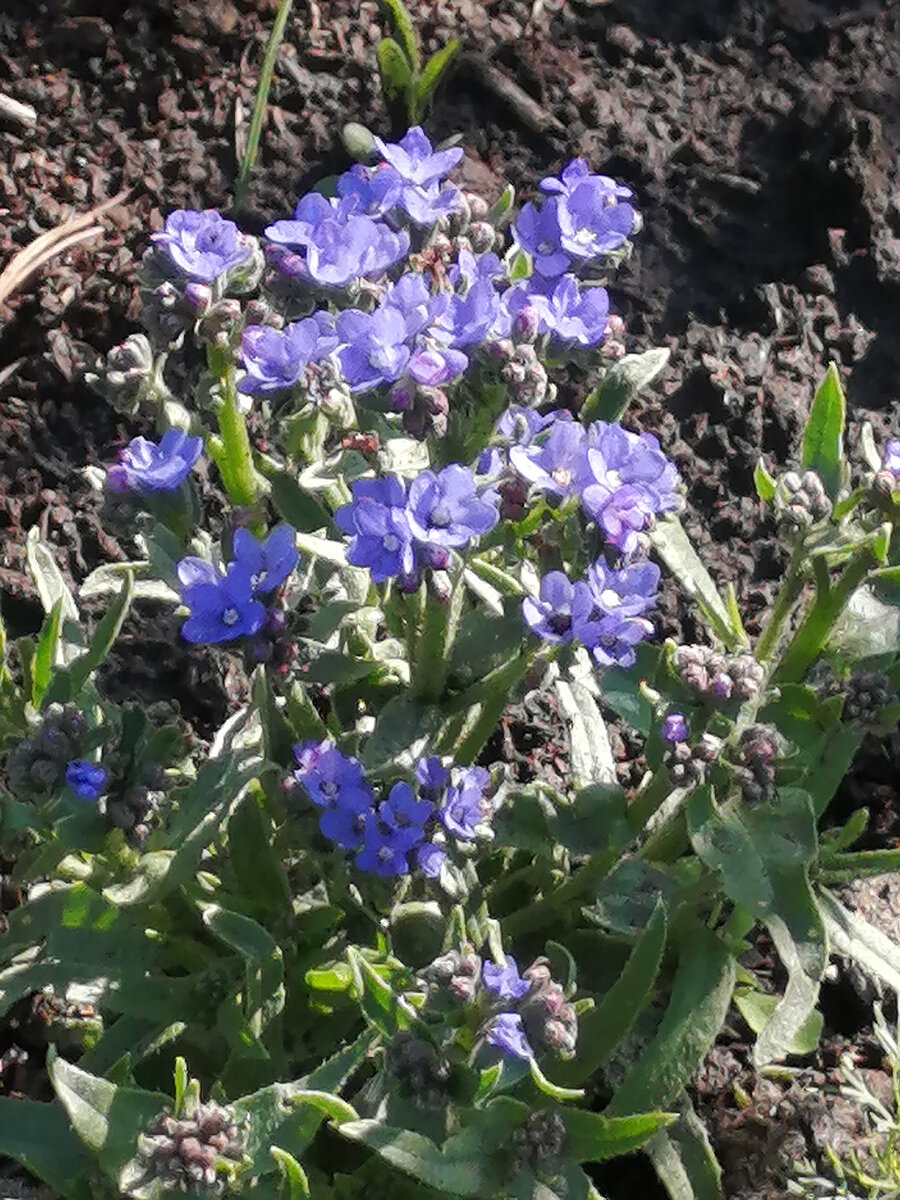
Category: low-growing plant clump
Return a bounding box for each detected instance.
[0,117,899,1200]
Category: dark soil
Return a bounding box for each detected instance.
[1,0,899,1194]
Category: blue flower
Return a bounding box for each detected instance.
[582,422,681,553]
[586,612,654,670]
[508,419,588,498]
[373,126,464,188]
[319,805,369,850]
[661,713,689,743]
[522,571,594,644]
[266,200,409,288]
[239,318,339,395]
[151,210,251,282]
[398,180,462,226]
[406,464,499,550]
[65,759,106,801]
[540,158,632,204]
[177,559,265,644]
[415,756,449,800]
[355,818,422,876]
[483,956,531,1001]
[335,477,415,582]
[106,429,203,494]
[551,164,635,261]
[379,781,433,832]
[494,406,567,448]
[511,199,569,278]
[884,439,900,477]
[586,559,660,618]
[230,525,298,595]
[485,1012,532,1060]
[440,766,489,840]
[382,273,436,336]
[336,306,413,391]
[432,280,501,348]
[528,275,610,346]
[292,740,373,812]
[416,841,446,878]
[336,164,404,217]
[407,344,469,386]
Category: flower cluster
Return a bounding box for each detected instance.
[523,558,659,668]
[336,464,499,583]
[176,525,298,644]
[106,429,203,495]
[65,759,106,801]
[672,644,764,703]
[290,742,492,878]
[4,704,87,798]
[510,416,681,554]
[152,210,252,284]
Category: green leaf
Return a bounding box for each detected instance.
[645,1094,724,1200]
[338,1121,491,1197]
[48,1050,169,1182]
[649,518,744,649]
[417,38,459,110]
[734,988,822,1055]
[376,37,414,102]
[687,787,826,1066]
[32,597,63,707]
[556,901,667,1086]
[818,887,900,994]
[581,348,670,424]
[0,1097,93,1200]
[753,460,776,503]
[486,184,515,226]
[508,249,530,280]
[563,1108,675,1163]
[554,669,617,789]
[272,1147,311,1199]
[26,526,79,627]
[801,362,845,500]
[348,948,426,1039]
[605,924,735,1116]
[379,0,420,70]
[269,471,336,535]
[597,643,658,735]
[361,694,443,773]
[228,788,292,914]
[233,1082,358,1178]
[46,571,135,704]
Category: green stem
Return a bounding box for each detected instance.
[754,538,807,663]
[774,542,879,684]
[502,848,618,939]
[627,766,672,831]
[211,370,261,508]
[411,570,464,704]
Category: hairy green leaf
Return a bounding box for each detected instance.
[581,347,670,424]
[801,362,845,499]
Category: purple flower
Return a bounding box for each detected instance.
[509,420,588,498]
[106,429,203,494]
[531,275,610,346]
[65,759,106,801]
[552,166,635,261]
[662,713,689,743]
[522,571,594,644]
[582,422,681,553]
[177,559,265,644]
[239,319,339,394]
[450,249,504,289]
[587,612,654,670]
[483,956,531,1001]
[415,756,449,799]
[884,439,900,477]
[335,477,415,582]
[485,1012,532,1060]
[407,344,469,385]
[151,210,250,282]
[440,766,489,840]
[379,781,433,832]
[416,841,446,877]
[432,280,501,347]
[292,740,373,812]
[355,819,422,876]
[399,181,462,226]
[319,805,369,849]
[511,200,570,278]
[373,126,464,188]
[540,158,633,203]
[336,307,413,391]
[382,273,435,336]
[586,559,660,618]
[230,525,298,594]
[266,205,409,288]
[406,465,499,549]
[336,164,404,217]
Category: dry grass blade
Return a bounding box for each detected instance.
[0,188,131,309]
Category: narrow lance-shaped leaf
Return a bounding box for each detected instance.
[45,570,135,704]
[416,38,460,113]
[644,1093,724,1200]
[379,0,421,70]
[801,361,845,500]
[376,37,414,103]
[581,348,670,425]
[649,517,745,649]
[31,597,63,707]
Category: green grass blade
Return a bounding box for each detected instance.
[234,0,294,212]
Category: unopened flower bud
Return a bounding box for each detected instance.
[844,671,897,725]
[775,468,832,530]
[514,1110,567,1172]
[513,305,540,344]
[85,333,158,416]
[464,193,490,221]
[385,1032,449,1109]
[183,281,213,315]
[427,570,453,604]
[468,221,496,253]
